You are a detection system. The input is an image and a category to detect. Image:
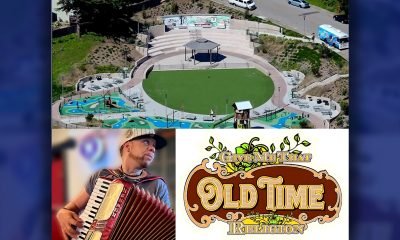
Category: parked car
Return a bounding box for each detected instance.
[228,0,257,10]
[333,14,349,24]
[288,0,310,8]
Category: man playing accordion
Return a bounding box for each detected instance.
[56,129,171,240]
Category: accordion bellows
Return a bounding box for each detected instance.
[74,177,175,240]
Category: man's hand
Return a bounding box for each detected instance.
[56,208,84,240]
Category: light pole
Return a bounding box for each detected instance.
[164,92,168,128]
[265,107,268,121]
[123,47,128,68]
[225,99,228,115]
[61,75,64,99]
[298,11,319,37]
[278,86,281,107]
[286,43,289,70]
[181,102,185,119]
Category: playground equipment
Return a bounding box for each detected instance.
[103,94,121,109]
[232,101,252,129]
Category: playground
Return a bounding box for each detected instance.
[60,93,141,115]
[254,110,306,129]
[143,68,274,115]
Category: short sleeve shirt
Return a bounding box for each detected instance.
[85,169,171,208]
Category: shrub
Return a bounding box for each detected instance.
[336,115,343,126]
[126,37,136,44]
[208,2,216,14]
[319,44,331,58]
[311,64,320,76]
[330,51,346,68]
[95,65,119,73]
[171,1,179,13]
[244,9,251,19]
[316,44,347,68]
[340,100,349,115]
[299,119,313,128]
[296,47,321,76]
[85,113,94,122]
[282,28,304,38]
[78,63,87,72]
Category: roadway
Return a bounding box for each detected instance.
[214,0,349,60]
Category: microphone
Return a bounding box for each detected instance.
[52,138,76,158]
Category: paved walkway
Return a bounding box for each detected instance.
[298,73,349,96]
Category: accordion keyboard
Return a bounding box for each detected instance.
[77,178,112,240]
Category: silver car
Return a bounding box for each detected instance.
[288,0,310,8]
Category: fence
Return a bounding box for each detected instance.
[129,55,150,78]
[152,62,251,71]
[76,73,126,91]
[52,22,93,38]
[230,19,281,34]
[52,119,99,129]
[52,25,77,38]
[59,87,122,104]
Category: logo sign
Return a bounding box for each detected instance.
[183,134,342,235]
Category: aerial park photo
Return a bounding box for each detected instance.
[52,0,349,129]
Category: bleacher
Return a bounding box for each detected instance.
[148,28,254,57]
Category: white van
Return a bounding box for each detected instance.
[228,0,257,10]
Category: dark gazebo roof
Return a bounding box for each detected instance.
[184,38,220,51]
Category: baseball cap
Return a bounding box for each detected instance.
[119,129,167,149]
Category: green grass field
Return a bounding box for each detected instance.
[143,68,274,115]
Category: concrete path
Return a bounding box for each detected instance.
[298,73,349,96]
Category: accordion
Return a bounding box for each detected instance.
[74,177,175,240]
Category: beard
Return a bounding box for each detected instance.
[129,151,154,169]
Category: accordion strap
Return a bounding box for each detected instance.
[100,168,165,184]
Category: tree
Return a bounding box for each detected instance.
[85,113,94,122]
[57,0,144,37]
[299,119,313,129]
[338,0,348,15]
[244,9,251,20]
[208,2,216,14]
[340,100,349,115]
[170,1,179,14]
